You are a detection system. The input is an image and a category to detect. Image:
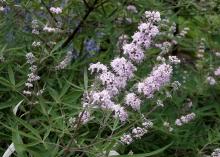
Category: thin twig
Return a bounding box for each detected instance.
[83,0,90,9]
[61,0,99,49]
[63,109,86,155]
[61,9,93,49]
[94,0,108,9]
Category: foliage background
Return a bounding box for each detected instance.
[1,0,220,156]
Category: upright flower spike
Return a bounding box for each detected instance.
[32,41,41,47]
[120,134,133,145]
[137,23,159,38]
[123,43,145,63]
[171,81,181,90]
[175,112,196,126]
[142,119,153,129]
[211,148,220,157]
[214,67,220,76]
[168,56,181,65]
[110,57,136,79]
[91,90,115,109]
[132,127,147,139]
[55,51,73,70]
[89,62,108,74]
[156,41,172,55]
[43,25,60,33]
[26,52,35,64]
[145,11,161,23]
[78,111,90,124]
[125,93,141,111]
[23,52,41,96]
[98,71,127,96]
[206,76,216,85]
[137,63,173,98]
[122,11,160,63]
[126,5,138,13]
[112,104,128,122]
[50,7,62,14]
[215,52,220,57]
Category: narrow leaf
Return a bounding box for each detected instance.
[117,142,173,157]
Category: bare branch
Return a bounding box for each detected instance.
[61,0,100,49]
[83,0,90,9]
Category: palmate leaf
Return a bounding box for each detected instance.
[117,142,173,157]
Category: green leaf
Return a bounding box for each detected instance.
[0,98,22,110]
[15,118,42,140]
[12,126,28,157]
[43,126,51,141]
[0,77,11,87]
[8,65,15,85]
[117,142,173,157]
[65,79,84,91]
[59,75,74,99]
[48,87,60,103]
[0,122,39,140]
[15,80,26,88]
[51,38,67,53]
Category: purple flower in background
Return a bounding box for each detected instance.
[23,13,32,33]
[5,32,15,43]
[84,39,100,53]
[96,32,105,38]
[68,46,79,59]
[3,6,10,14]
[14,0,21,4]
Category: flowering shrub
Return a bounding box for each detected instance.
[1,0,220,157]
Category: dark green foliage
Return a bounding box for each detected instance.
[1,0,220,157]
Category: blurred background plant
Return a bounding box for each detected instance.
[0,0,220,157]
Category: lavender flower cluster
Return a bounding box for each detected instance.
[137,63,173,98]
[75,11,174,127]
[214,67,220,76]
[55,51,73,70]
[70,11,181,146]
[197,38,206,58]
[50,7,62,14]
[175,112,196,126]
[211,148,220,157]
[123,11,160,63]
[30,6,63,35]
[206,66,220,86]
[79,11,165,123]
[23,52,40,96]
[120,118,153,144]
